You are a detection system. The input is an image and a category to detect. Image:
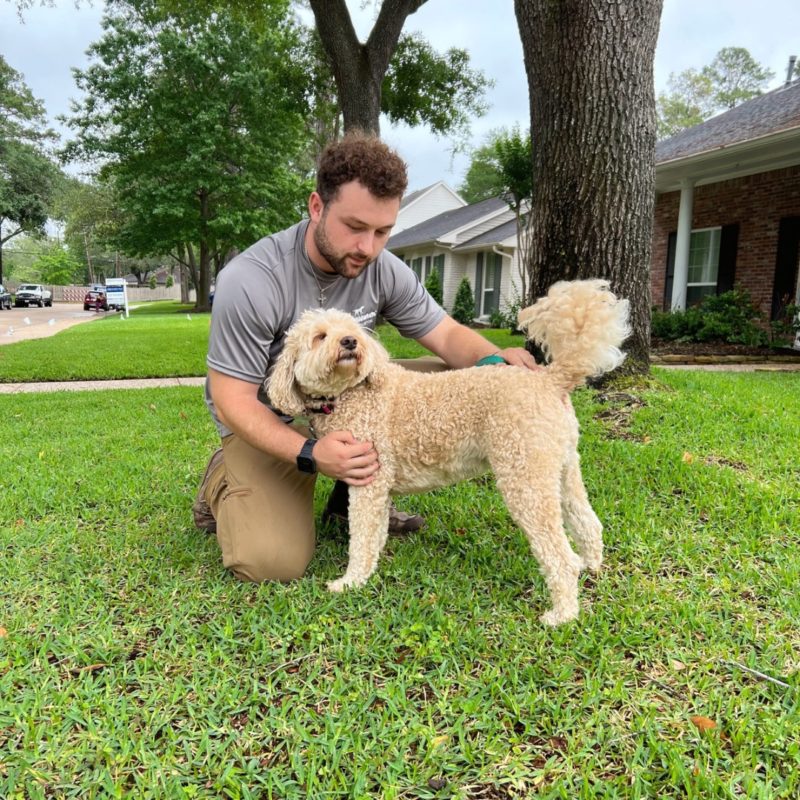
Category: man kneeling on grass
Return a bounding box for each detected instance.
[192,132,538,583]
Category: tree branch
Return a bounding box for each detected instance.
[366,0,428,76]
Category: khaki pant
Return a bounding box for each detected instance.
[204,356,448,582]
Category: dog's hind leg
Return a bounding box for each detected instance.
[561,449,603,573]
[494,466,583,626]
[327,482,391,592]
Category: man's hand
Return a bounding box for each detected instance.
[496,346,543,372]
[314,430,380,485]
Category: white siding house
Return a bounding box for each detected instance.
[394,182,466,234]
[388,196,522,321]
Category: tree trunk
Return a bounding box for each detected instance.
[195,189,212,312]
[514,0,663,373]
[180,262,190,305]
[309,0,428,135]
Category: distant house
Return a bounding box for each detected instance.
[394,181,465,234]
[388,196,520,321]
[652,76,800,320]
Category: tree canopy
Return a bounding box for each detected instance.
[460,127,532,203]
[0,55,61,282]
[460,126,534,301]
[657,47,775,139]
[63,1,312,309]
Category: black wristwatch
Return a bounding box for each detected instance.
[296,438,318,474]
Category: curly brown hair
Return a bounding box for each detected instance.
[316,131,408,204]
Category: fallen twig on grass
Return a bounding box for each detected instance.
[723,660,793,690]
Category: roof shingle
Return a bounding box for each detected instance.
[656,79,800,164]
[388,197,506,249]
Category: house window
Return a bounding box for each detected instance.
[411,257,423,278]
[664,224,738,310]
[686,227,721,305]
[475,251,502,317]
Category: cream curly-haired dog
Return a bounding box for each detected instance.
[269,279,629,625]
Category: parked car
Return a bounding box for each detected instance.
[83,290,108,311]
[14,283,53,308]
[0,284,11,310]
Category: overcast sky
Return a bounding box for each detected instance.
[1,0,797,193]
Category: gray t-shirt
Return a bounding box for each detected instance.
[205,220,445,436]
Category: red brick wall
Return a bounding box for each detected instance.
[651,164,800,312]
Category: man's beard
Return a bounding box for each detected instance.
[313,215,372,279]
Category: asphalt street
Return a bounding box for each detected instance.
[0,302,108,345]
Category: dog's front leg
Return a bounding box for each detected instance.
[327,481,391,592]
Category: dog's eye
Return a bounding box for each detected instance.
[313,332,327,344]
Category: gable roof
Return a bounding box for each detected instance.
[388,197,507,249]
[400,180,464,210]
[656,79,800,192]
[455,217,518,250]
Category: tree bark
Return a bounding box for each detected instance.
[309,0,427,135]
[195,189,212,312]
[514,0,663,373]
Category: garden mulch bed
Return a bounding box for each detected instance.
[650,339,800,364]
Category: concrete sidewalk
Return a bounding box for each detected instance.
[2,359,800,396]
[0,377,206,394]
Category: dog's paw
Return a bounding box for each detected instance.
[539,605,579,627]
[582,556,603,574]
[327,575,366,593]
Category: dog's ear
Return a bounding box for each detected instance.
[267,340,306,416]
[362,334,390,389]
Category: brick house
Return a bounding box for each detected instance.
[652,77,800,321]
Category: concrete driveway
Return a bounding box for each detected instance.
[0,302,110,345]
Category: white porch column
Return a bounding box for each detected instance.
[670,179,695,311]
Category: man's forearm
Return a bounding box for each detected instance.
[417,317,500,368]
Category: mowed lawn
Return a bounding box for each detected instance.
[0,307,798,797]
[0,301,524,383]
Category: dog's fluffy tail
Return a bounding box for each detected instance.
[517,279,630,391]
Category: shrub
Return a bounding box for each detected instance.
[489,296,522,334]
[651,288,769,346]
[452,277,475,324]
[424,268,443,306]
[148,275,157,290]
[165,274,174,289]
[770,301,800,346]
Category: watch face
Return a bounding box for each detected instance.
[297,455,316,474]
[297,439,317,474]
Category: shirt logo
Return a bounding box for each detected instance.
[352,307,378,328]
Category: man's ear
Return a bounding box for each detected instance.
[267,345,305,416]
[308,191,324,224]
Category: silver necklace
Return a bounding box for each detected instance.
[303,237,340,307]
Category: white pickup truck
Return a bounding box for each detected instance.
[14,284,53,308]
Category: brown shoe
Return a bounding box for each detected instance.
[321,481,424,536]
[192,447,224,533]
[387,507,425,535]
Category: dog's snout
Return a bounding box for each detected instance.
[340,336,358,351]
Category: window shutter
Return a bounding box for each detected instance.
[716,223,739,294]
[474,252,483,317]
[771,217,800,320]
[664,232,676,309]
[425,255,432,279]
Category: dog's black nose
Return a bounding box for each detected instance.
[340,336,357,351]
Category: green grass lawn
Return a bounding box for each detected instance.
[1,369,798,797]
[0,304,524,382]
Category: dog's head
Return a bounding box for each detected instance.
[267,308,389,415]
